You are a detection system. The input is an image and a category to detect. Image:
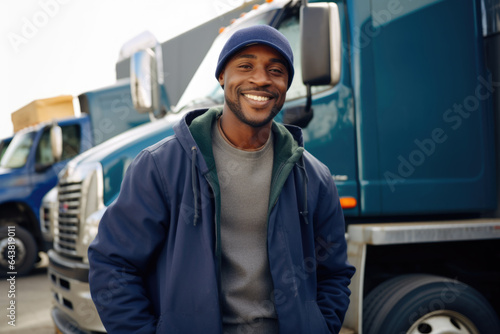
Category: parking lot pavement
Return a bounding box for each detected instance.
[1,253,54,334]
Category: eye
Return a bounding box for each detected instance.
[269,67,285,75]
[237,63,252,70]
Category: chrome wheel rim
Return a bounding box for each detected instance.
[0,235,27,268]
[407,310,480,334]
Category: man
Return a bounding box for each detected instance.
[89,25,355,333]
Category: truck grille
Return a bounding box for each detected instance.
[57,182,82,255]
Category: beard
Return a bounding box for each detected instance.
[224,88,284,128]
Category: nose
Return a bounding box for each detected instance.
[249,66,272,86]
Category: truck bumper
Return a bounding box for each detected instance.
[48,250,105,333]
[52,307,94,334]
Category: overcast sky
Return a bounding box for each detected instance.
[1,0,244,138]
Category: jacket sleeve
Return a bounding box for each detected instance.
[88,149,169,333]
[314,169,356,334]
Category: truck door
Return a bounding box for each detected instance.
[275,3,359,216]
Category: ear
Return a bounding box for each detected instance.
[218,71,225,88]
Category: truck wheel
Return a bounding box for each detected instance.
[363,274,500,334]
[0,225,37,276]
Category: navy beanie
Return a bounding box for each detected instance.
[215,25,294,88]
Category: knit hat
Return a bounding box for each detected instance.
[215,25,294,88]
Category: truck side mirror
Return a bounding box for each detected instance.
[130,48,159,114]
[284,2,342,129]
[300,2,342,86]
[50,124,62,162]
[130,37,167,121]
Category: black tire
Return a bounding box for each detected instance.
[363,274,500,334]
[0,225,38,277]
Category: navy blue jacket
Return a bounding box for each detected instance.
[88,108,355,333]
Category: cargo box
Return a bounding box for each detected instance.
[11,95,74,132]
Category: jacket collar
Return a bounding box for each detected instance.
[177,107,305,166]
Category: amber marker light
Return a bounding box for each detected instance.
[340,197,357,209]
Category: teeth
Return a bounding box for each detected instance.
[244,94,270,102]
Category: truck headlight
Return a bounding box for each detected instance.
[40,186,58,242]
[81,207,107,251]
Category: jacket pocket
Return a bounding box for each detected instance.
[305,300,331,334]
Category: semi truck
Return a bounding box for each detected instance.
[48,0,500,333]
[0,82,151,277]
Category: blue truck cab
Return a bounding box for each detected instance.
[0,80,150,276]
[49,0,500,333]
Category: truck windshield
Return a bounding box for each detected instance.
[0,137,12,161]
[0,131,36,169]
[175,9,278,111]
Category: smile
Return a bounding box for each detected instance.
[244,94,270,102]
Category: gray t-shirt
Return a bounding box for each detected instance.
[212,119,278,334]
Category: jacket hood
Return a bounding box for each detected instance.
[174,107,305,172]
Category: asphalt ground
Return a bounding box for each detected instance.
[0,253,54,334]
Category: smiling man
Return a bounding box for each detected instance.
[89,25,355,334]
[216,40,289,148]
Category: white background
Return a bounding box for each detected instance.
[1,0,245,139]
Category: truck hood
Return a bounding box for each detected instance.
[73,112,184,166]
[0,167,30,201]
[66,112,184,206]
[0,167,23,186]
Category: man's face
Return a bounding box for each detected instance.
[218,44,289,128]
